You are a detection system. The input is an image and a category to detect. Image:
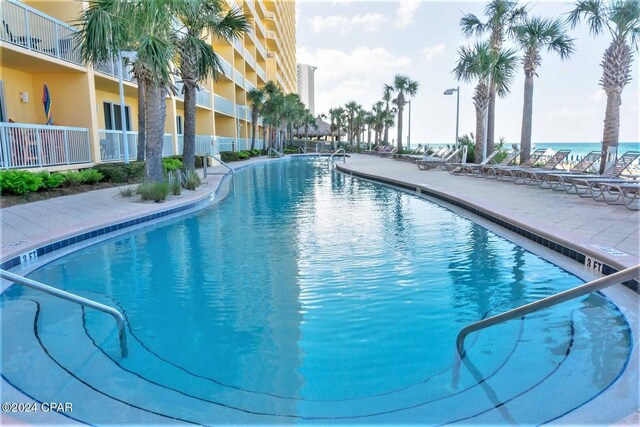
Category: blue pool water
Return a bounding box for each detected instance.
[1,158,633,424]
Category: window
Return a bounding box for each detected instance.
[103,102,131,131]
[176,116,183,135]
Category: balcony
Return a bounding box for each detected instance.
[244,48,256,69]
[256,0,267,16]
[1,122,91,169]
[255,38,267,59]
[234,69,244,87]
[94,56,136,82]
[196,89,212,109]
[98,130,138,162]
[265,11,275,20]
[1,0,82,66]
[256,64,266,82]
[255,14,267,37]
[218,56,234,80]
[245,79,256,92]
[214,95,235,117]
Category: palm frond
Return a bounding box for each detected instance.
[460,13,486,37]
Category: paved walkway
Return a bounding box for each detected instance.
[0,158,271,262]
[338,154,639,270]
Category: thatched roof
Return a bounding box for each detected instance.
[296,116,345,137]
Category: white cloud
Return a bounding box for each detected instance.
[308,13,386,34]
[590,89,606,101]
[546,107,597,120]
[423,44,446,61]
[297,46,413,113]
[395,0,420,28]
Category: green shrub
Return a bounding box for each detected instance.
[182,170,201,190]
[95,162,145,183]
[238,151,250,160]
[80,169,104,184]
[37,172,66,190]
[220,151,239,162]
[168,155,204,168]
[119,186,135,197]
[63,171,84,187]
[0,170,43,195]
[137,181,170,202]
[162,157,183,172]
[169,170,181,196]
[251,149,261,156]
[284,148,298,154]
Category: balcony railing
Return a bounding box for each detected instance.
[95,57,136,82]
[266,30,276,39]
[217,136,235,152]
[236,138,249,151]
[232,37,243,54]
[196,89,212,108]
[256,0,267,16]
[265,11,276,20]
[245,79,256,92]
[244,48,256,69]
[195,135,216,155]
[245,0,257,16]
[1,0,82,65]
[236,104,249,121]
[255,15,267,37]
[174,81,184,100]
[1,123,92,169]
[214,95,235,117]
[234,69,244,87]
[255,38,267,59]
[256,64,266,82]
[98,130,138,162]
[163,134,174,156]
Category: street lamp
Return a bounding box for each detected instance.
[407,100,411,150]
[443,87,459,148]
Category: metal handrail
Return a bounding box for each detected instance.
[268,148,282,158]
[329,148,346,163]
[202,154,235,177]
[456,264,640,358]
[0,269,128,357]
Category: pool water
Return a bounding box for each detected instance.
[1,158,632,424]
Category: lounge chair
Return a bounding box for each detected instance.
[535,151,602,189]
[482,148,548,179]
[363,145,380,155]
[378,146,397,158]
[416,147,465,171]
[395,145,425,161]
[555,151,640,196]
[445,148,501,175]
[590,181,640,210]
[510,150,571,185]
[461,146,522,177]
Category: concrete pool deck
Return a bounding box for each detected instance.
[336,154,639,272]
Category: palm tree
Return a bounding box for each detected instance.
[392,74,419,153]
[329,107,346,150]
[569,0,640,173]
[174,0,249,170]
[78,0,176,181]
[382,84,394,144]
[247,87,265,151]
[460,0,528,156]
[301,111,316,141]
[453,41,518,163]
[516,17,574,163]
[344,101,360,149]
[262,81,283,150]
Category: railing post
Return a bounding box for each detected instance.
[54,23,60,58]
[0,126,9,169]
[24,8,32,50]
[35,128,43,167]
[63,129,70,164]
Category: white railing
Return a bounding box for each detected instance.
[95,56,136,82]
[1,0,82,65]
[177,134,183,154]
[196,89,212,108]
[174,81,184,100]
[236,104,246,121]
[195,135,216,155]
[245,0,257,16]
[277,74,285,89]
[237,138,250,150]
[256,64,266,81]
[253,138,264,149]
[245,79,256,92]
[265,10,275,20]
[244,48,256,69]
[232,37,243,54]
[214,95,235,117]
[266,30,276,39]
[1,122,91,168]
[257,0,267,16]
[98,129,138,162]
[255,38,267,60]
[163,134,174,156]
[234,69,244,87]
[217,136,235,152]
[218,56,233,80]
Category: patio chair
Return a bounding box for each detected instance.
[363,145,380,155]
[416,147,464,171]
[535,151,602,189]
[461,146,522,177]
[482,148,547,179]
[510,150,572,185]
[589,181,640,210]
[445,148,500,175]
[395,144,425,161]
[378,146,397,158]
[558,151,640,196]
[2,19,41,49]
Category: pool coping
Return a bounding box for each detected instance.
[335,163,639,294]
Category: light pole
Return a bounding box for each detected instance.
[117,51,136,163]
[407,100,411,150]
[443,87,459,149]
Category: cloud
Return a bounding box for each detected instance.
[308,13,386,34]
[590,89,606,101]
[395,0,420,28]
[296,46,414,113]
[423,44,446,61]
[546,107,597,120]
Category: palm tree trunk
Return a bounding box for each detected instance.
[383,106,389,144]
[474,105,487,164]
[486,85,496,156]
[136,78,146,162]
[396,105,404,152]
[519,72,535,164]
[183,84,197,170]
[262,126,267,151]
[144,80,165,182]
[250,111,257,151]
[600,90,622,173]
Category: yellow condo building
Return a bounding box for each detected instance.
[0,0,297,169]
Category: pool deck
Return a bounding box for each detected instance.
[336,154,639,271]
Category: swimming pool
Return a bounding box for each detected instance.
[1,157,634,424]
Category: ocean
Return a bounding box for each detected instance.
[424,142,640,160]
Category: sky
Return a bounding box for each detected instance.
[295,0,640,145]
